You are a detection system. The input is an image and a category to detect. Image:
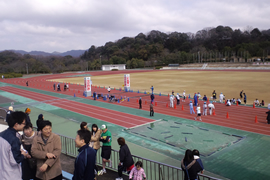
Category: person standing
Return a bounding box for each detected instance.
[193,149,204,174]
[53,83,56,91]
[31,120,62,180]
[212,90,216,102]
[107,86,111,93]
[208,101,215,115]
[0,111,29,180]
[90,124,101,174]
[93,91,96,100]
[139,97,142,109]
[26,81,29,86]
[243,93,247,105]
[150,93,155,104]
[73,129,96,180]
[202,102,207,116]
[189,101,195,114]
[176,93,180,105]
[170,95,174,108]
[25,108,32,125]
[240,90,243,99]
[150,86,154,94]
[182,90,186,102]
[219,93,224,103]
[116,137,134,180]
[193,93,198,106]
[150,103,154,116]
[98,125,112,175]
[266,110,270,124]
[195,104,202,121]
[36,114,44,132]
[21,123,37,180]
[181,149,203,180]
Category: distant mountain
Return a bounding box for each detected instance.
[0,49,86,57]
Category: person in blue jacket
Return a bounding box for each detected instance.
[194,93,198,106]
[73,129,96,180]
[150,86,154,94]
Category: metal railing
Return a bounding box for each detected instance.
[58,133,220,180]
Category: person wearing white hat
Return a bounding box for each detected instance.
[98,124,112,176]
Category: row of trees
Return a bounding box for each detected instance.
[81,25,270,65]
[1,25,270,74]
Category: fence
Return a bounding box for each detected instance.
[59,134,220,180]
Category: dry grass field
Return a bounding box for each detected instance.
[54,70,270,105]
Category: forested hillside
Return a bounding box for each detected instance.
[1,25,270,74]
[81,26,270,68]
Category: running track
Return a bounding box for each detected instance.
[1,70,270,135]
[0,86,154,128]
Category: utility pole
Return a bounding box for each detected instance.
[26,64,28,74]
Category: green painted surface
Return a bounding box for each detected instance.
[1,82,270,179]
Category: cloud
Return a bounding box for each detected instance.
[0,0,269,52]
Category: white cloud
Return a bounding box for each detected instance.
[0,0,269,52]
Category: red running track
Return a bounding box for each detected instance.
[1,71,270,135]
[0,86,154,128]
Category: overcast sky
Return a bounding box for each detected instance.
[0,0,269,52]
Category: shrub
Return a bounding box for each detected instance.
[111,69,118,71]
[2,73,23,78]
[155,66,163,69]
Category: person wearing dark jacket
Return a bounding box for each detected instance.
[25,108,31,125]
[73,129,96,180]
[6,106,13,123]
[139,97,142,109]
[116,137,134,180]
[36,114,44,132]
[181,149,203,180]
[266,110,270,124]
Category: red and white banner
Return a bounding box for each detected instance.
[84,77,91,92]
[124,74,130,88]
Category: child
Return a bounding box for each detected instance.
[195,104,202,121]
[189,101,195,114]
[129,161,146,180]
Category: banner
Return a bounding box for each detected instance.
[84,77,91,92]
[124,74,130,87]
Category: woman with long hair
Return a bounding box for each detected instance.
[90,124,101,174]
[181,149,203,180]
